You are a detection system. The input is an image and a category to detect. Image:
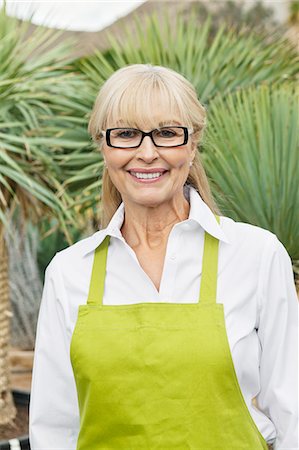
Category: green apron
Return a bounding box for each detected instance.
[70,217,269,449]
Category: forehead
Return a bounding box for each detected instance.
[114,118,183,130]
[104,85,191,130]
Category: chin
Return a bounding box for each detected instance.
[132,192,166,208]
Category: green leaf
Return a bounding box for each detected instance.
[203,84,298,261]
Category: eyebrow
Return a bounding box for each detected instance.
[157,120,181,126]
[114,119,182,128]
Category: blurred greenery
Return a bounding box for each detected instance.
[36,218,84,283]
[289,1,299,24]
[202,84,298,268]
[184,0,278,33]
[0,8,91,242]
[77,9,298,104]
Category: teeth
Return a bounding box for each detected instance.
[130,172,164,179]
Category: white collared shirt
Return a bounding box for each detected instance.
[29,185,298,450]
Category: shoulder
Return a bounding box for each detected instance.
[44,232,101,280]
[218,216,296,306]
[219,215,288,271]
[220,215,278,251]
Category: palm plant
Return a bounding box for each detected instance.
[77,9,298,102]
[0,9,89,427]
[5,213,43,351]
[202,84,299,279]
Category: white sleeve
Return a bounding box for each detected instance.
[256,235,298,450]
[29,254,80,449]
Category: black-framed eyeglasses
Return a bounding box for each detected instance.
[100,126,193,149]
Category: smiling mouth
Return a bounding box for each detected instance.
[127,170,169,183]
[130,171,167,179]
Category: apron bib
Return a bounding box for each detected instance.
[70,217,268,449]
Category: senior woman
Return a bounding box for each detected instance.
[29,64,298,450]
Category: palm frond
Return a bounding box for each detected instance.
[78,10,298,103]
[203,84,298,261]
[0,9,90,239]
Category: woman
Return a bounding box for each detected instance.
[29,64,298,449]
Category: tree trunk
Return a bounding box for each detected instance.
[0,224,16,425]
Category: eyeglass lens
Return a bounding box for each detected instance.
[109,127,185,148]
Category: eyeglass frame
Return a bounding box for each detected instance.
[100,126,194,149]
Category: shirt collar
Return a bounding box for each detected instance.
[82,185,230,256]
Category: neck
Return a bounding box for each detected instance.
[120,190,190,250]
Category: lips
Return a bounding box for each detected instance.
[128,168,168,174]
[127,170,168,183]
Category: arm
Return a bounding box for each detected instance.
[256,235,298,450]
[29,254,80,449]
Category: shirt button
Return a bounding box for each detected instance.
[170,254,176,260]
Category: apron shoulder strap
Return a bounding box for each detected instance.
[199,215,220,304]
[87,235,110,306]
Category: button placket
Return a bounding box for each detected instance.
[158,228,182,301]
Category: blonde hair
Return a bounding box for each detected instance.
[88,64,220,228]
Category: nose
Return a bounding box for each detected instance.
[136,135,159,162]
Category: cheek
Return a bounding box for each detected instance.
[168,153,190,170]
[162,145,193,168]
[105,150,132,168]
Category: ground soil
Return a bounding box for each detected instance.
[9,347,33,392]
[0,347,33,441]
[0,402,29,440]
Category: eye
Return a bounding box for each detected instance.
[116,129,138,138]
[156,128,177,138]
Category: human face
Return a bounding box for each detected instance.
[101,120,196,208]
